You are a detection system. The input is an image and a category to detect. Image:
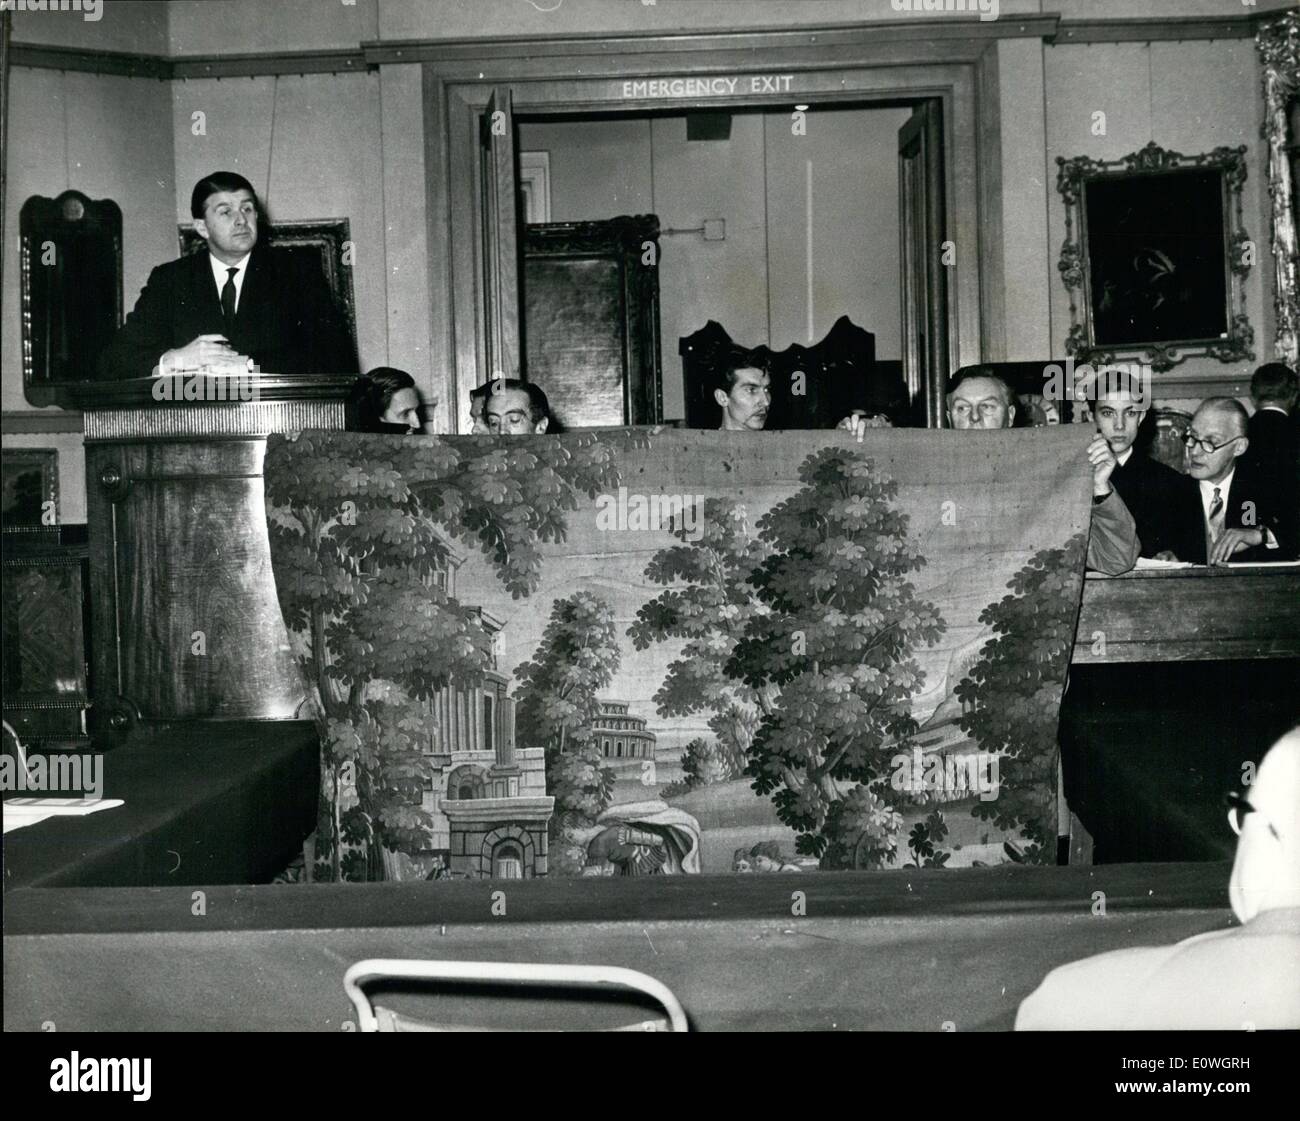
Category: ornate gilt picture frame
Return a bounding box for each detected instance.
[1258,11,1299,367]
[1056,142,1253,372]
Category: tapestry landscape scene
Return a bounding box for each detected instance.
[263,427,1093,882]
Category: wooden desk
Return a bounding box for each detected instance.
[1,720,318,891]
[1074,564,1300,664]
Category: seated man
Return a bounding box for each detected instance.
[714,355,772,431]
[1090,371,1203,561]
[1184,397,1298,564]
[1017,728,1300,1030]
[98,170,357,379]
[946,369,1139,576]
[483,377,551,435]
[713,352,892,434]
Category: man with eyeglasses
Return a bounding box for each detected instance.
[1184,397,1298,565]
[945,369,1140,575]
[1017,727,1300,1030]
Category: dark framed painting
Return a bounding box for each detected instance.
[1,448,58,528]
[1056,142,1253,371]
[20,191,124,406]
[179,217,358,357]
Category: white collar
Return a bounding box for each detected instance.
[1115,446,1134,467]
[1199,466,1235,498]
[1259,404,1289,415]
[209,251,251,279]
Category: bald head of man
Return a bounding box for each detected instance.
[1185,397,1250,485]
[1230,728,1300,924]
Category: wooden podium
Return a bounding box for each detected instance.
[67,375,354,735]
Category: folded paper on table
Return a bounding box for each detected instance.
[3,797,124,834]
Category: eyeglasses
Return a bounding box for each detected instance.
[1183,431,1243,455]
[1225,790,1255,835]
[1225,790,1279,839]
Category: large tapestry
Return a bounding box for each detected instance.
[263,427,1093,883]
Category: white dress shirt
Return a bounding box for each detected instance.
[209,251,252,314]
[1198,468,1278,551]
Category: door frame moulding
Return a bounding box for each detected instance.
[419,23,1033,429]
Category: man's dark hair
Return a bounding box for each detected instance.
[1250,362,1298,407]
[486,377,551,425]
[1091,367,1148,403]
[191,171,259,219]
[716,347,768,395]
[348,367,417,432]
[469,382,491,404]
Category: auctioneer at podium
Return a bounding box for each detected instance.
[98,171,357,380]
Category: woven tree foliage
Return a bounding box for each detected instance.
[514,591,621,874]
[633,447,949,868]
[264,429,642,881]
[263,427,1094,878]
[955,533,1089,864]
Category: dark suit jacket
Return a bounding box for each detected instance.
[1247,407,1300,516]
[1110,450,1204,561]
[1187,456,1300,564]
[98,246,358,379]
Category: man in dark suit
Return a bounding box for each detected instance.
[1185,397,1299,565]
[1092,372,1203,561]
[1247,363,1299,507]
[98,171,357,379]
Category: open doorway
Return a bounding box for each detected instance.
[438,35,987,434]
[516,101,927,427]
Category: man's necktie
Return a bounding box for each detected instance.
[221,267,238,327]
[1208,486,1225,541]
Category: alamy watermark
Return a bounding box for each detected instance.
[595,487,704,542]
[1,751,103,798]
[891,746,1001,802]
[151,371,260,403]
[890,0,999,22]
[1042,358,1153,408]
[0,0,103,21]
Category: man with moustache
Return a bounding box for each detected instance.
[98,171,356,379]
[483,378,552,435]
[1183,397,1298,565]
[1090,371,1203,561]
[714,355,773,431]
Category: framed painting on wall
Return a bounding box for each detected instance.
[1,448,58,528]
[1056,142,1253,372]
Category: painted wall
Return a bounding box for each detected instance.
[4,0,1287,450]
[521,105,907,420]
[159,0,1294,56]
[1043,38,1268,411]
[7,0,168,52]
